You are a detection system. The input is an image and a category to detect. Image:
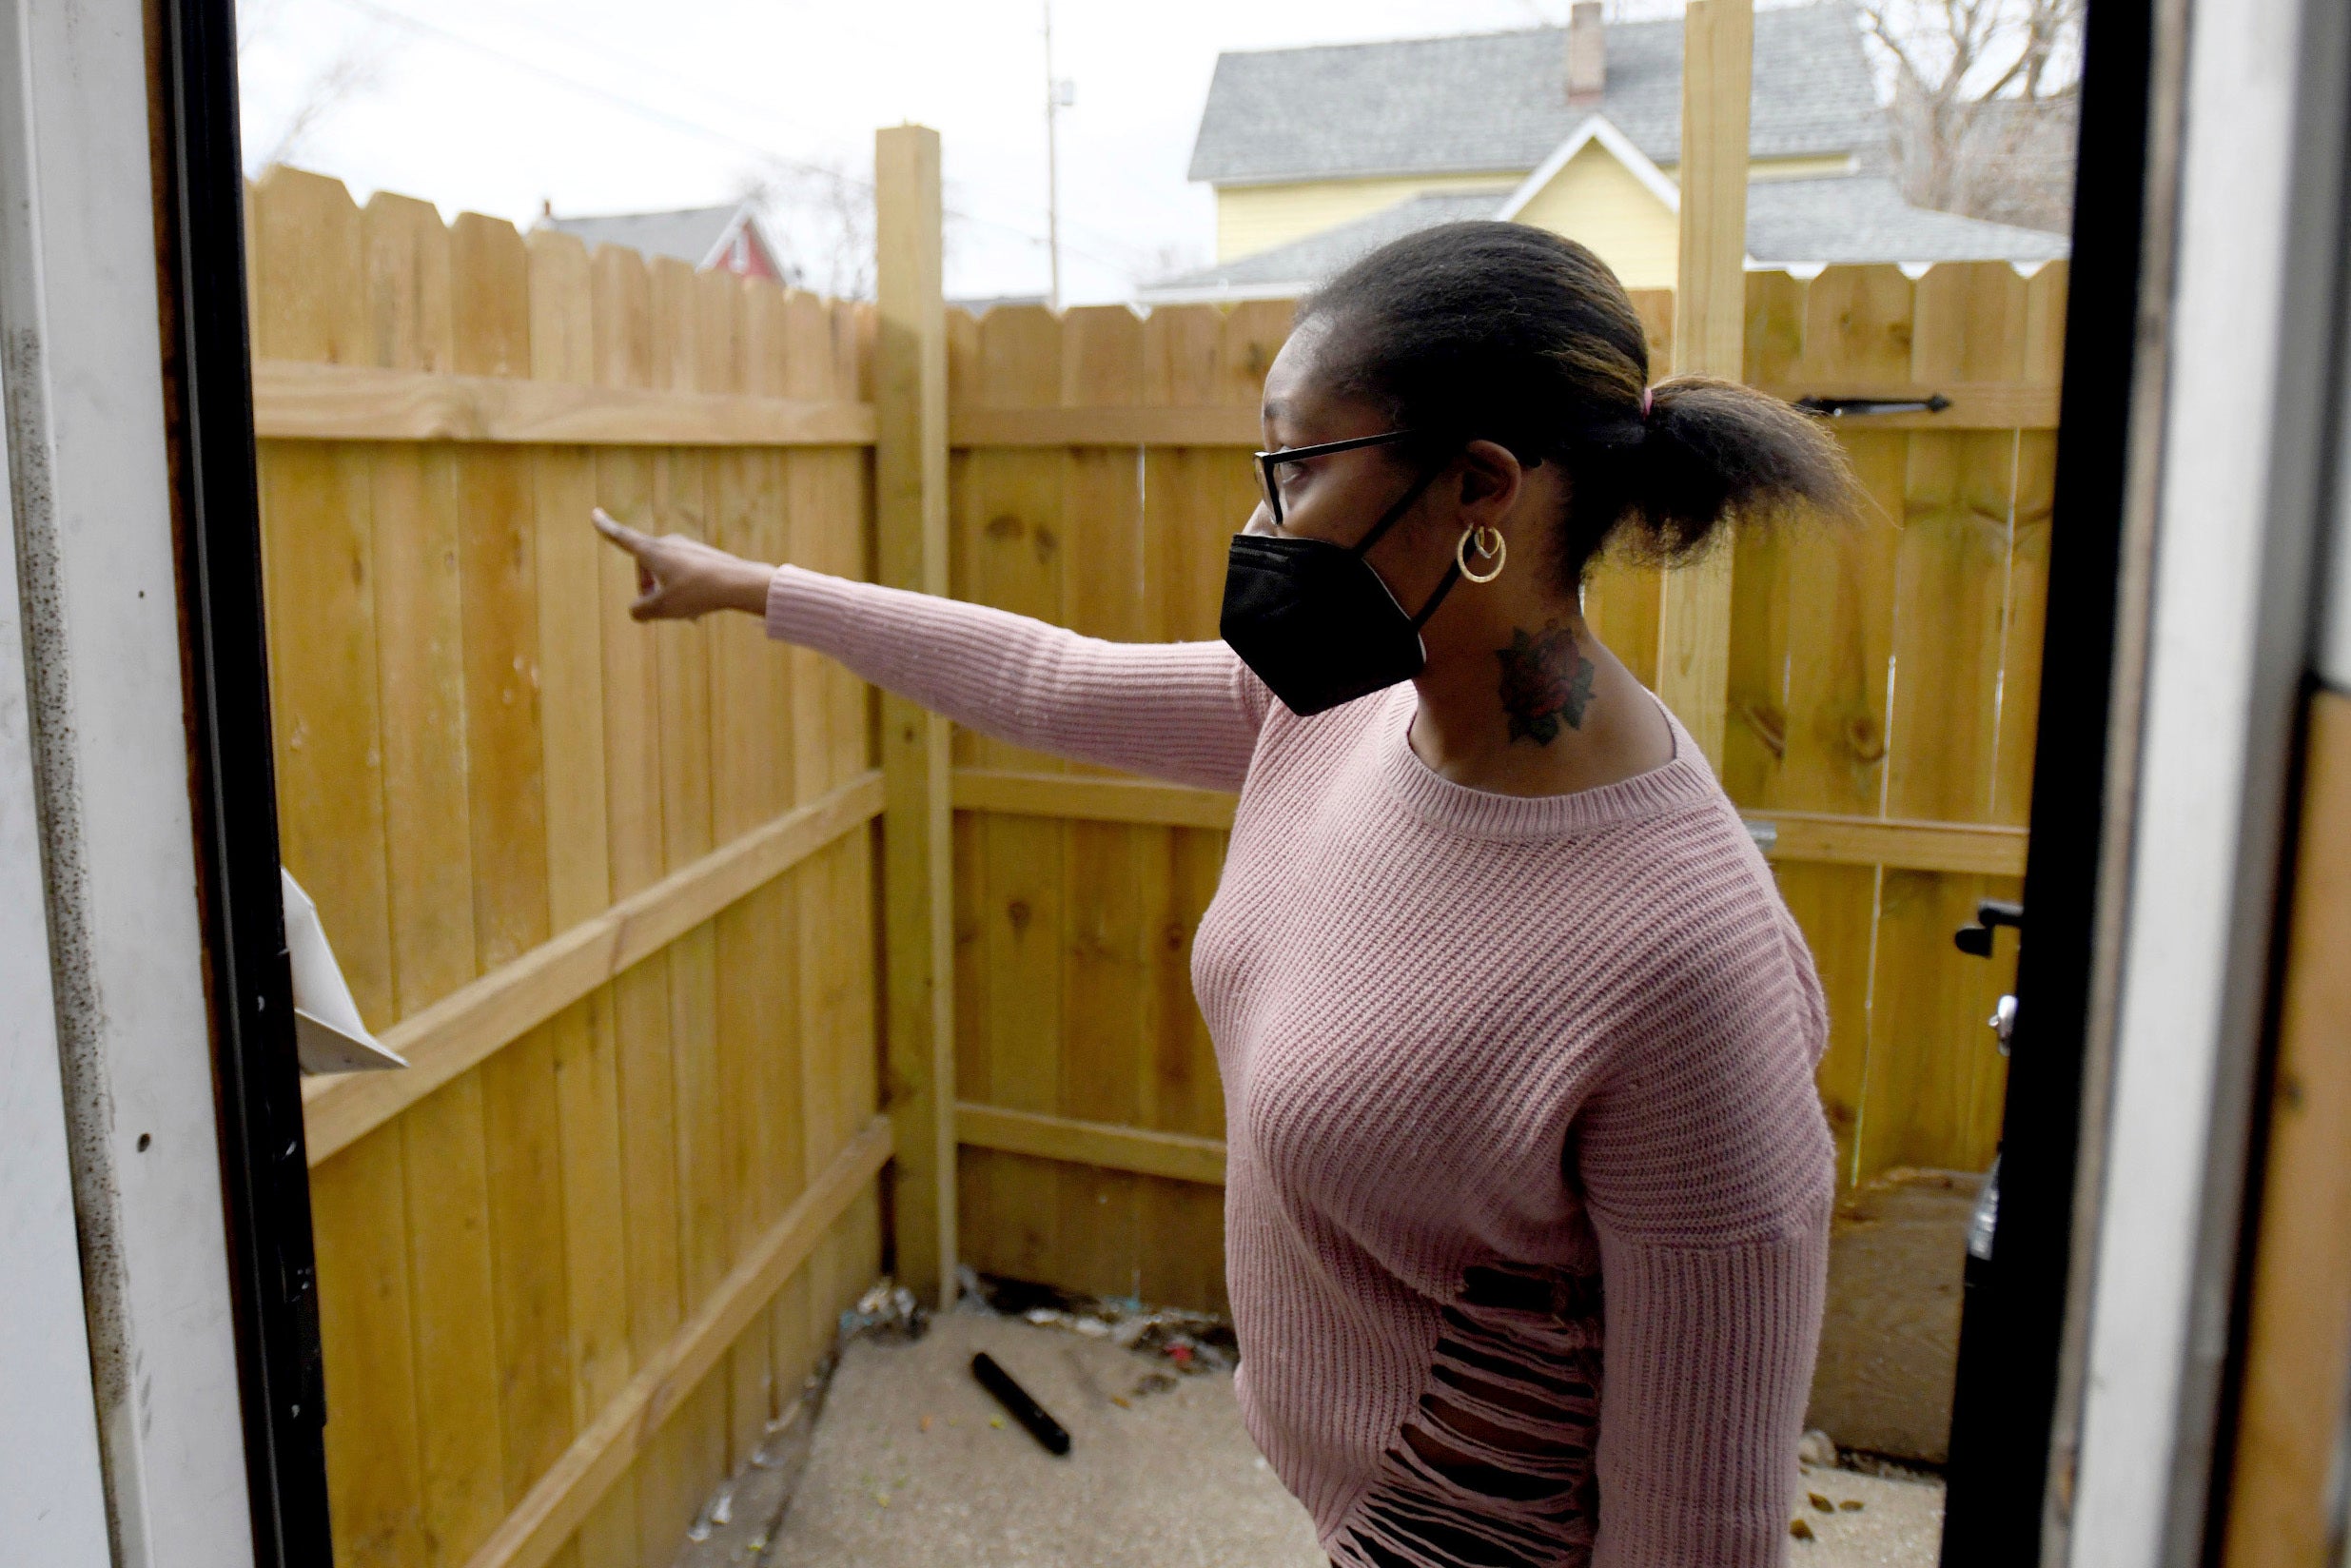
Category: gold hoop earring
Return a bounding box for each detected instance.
[1457,525,1507,584]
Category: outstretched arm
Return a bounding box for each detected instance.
[593,510,1268,792]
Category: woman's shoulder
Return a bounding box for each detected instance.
[1554,795,1816,1012]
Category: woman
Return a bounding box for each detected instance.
[596,222,1855,1568]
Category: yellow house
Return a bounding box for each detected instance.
[1146,0,2066,303]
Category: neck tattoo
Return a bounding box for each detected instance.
[1495,620,1598,745]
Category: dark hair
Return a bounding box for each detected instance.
[1295,222,1859,587]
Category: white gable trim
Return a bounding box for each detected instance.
[701,203,783,275]
[1498,115,1683,221]
[1138,278,1315,306]
[1500,115,1763,271]
[699,208,741,269]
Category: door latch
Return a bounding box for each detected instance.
[1954,898,2024,957]
[1793,393,1952,419]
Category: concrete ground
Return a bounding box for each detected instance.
[768,1312,1944,1566]
[1788,1465,1945,1565]
[769,1311,1322,1566]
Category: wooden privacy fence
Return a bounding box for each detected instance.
[253,124,2064,1556]
[251,161,889,1568]
[943,264,2063,1313]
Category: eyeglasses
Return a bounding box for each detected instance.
[1253,429,1418,526]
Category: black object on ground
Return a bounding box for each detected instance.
[965,1272,1088,1317]
[970,1352,1071,1456]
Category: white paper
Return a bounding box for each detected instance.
[282,868,406,1074]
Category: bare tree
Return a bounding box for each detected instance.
[254,45,387,171]
[1861,0,2085,232]
[736,157,877,301]
[238,2,395,174]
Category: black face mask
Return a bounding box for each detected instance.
[1219,466,1464,717]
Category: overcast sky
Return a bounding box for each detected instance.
[234,0,1702,304]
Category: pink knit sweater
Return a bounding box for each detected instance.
[767,565,1834,1568]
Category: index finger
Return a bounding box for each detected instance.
[591,507,650,550]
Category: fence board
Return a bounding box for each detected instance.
[635,250,727,1552]
[252,167,418,1568]
[366,193,477,1020]
[736,290,801,1423]
[830,284,883,1363]
[1996,262,2068,826]
[1131,299,1240,1307]
[449,210,582,1541]
[956,304,1073,1287]
[481,1029,575,1502]
[712,279,774,1463]
[1054,306,1149,1300]
[520,213,637,1568]
[774,284,833,1380]
[405,1074,510,1562]
[309,1130,426,1568]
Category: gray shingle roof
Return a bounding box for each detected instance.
[1142,176,2067,301]
[1150,192,1508,297]
[1187,1,1885,186]
[539,203,750,268]
[1746,175,2069,265]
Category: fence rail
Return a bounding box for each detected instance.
[949,766,2028,875]
[943,380,2056,448]
[251,359,879,445]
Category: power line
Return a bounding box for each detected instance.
[315,0,1154,277]
[431,0,1163,267]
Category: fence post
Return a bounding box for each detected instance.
[873,124,957,1307]
[1655,0,1752,768]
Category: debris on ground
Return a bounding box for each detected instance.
[956,1268,1239,1374]
[686,1485,735,1540]
[1834,1448,1944,1484]
[1793,1424,1945,1485]
[840,1280,931,1343]
[1786,1462,1943,1559]
[670,1273,944,1565]
[670,1359,836,1567]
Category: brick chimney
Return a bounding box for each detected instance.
[1566,1,1605,106]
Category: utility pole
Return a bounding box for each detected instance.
[1042,0,1068,310]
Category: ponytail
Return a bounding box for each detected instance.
[1297,223,1860,590]
[1602,375,1861,564]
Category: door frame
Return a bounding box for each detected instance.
[0,308,110,1566]
[151,0,334,1557]
[1936,0,2351,1562]
[2061,0,2351,1557]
